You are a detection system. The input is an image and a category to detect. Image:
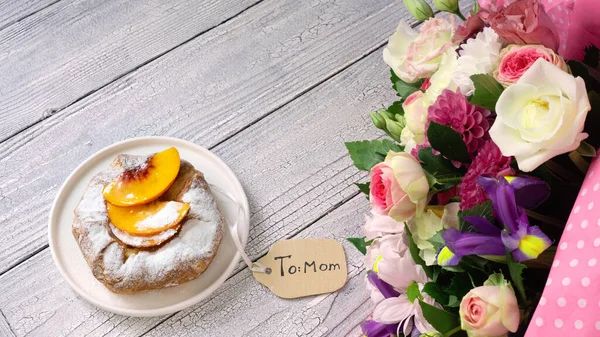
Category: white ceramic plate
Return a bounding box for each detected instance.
[48,136,249,317]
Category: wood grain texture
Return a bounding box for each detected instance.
[0,0,58,30]
[0,0,259,141]
[0,309,16,337]
[0,195,371,337]
[0,0,411,274]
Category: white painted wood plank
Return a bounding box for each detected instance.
[0,0,58,30]
[0,0,413,273]
[0,0,258,141]
[325,300,371,336]
[0,310,16,337]
[0,195,371,337]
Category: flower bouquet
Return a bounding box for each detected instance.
[344,0,600,336]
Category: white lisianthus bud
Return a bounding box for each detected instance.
[402,0,434,21]
[433,0,459,13]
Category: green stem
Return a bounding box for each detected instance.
[454,10,466,21]
[569,150,590,174]
[437,177,463,184]
[444,326,463,337]
[545,159,583,182]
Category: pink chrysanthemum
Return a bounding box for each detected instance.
[427,89,492,155]
[459,140,515,210]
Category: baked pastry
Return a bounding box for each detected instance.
[72,148,225,293]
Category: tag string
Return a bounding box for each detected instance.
[209,184,269,274]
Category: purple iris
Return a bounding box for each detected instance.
[440,176,552,265]
[360,320,398,337]
[361,272,400,337]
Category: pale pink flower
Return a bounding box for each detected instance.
[369,151,429,222]
[494,44,568,86]
[460,285,520,337]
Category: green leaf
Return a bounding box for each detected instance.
[432,266,441,282]
[387,101,405,117]
[345,139,403,171]
[406,225,434,279]
[577,140,597,157]
[422,282,449,306]
[346,237,373,255]
[427,122,470,163]
[506,252,527,302]
[418,147,466,181]
[447,295,460,308]
[443,265,465,273]
[469,74,504,111]
[355,183,370,196]
[483,272,509,287]
[446,272,472,303]
[407,282,423,303]
[419,300,461,335]
[471,0,480,14]
[391,69,422,99]
[459,200,493,230]
[583,45,600,69]
[427,230,446,252]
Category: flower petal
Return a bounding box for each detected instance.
[512,226,552,262]
[367,271,400,300]
[373,296,413,324]
[443,229,506,257]
[360,320,399,337]
[505,176,551,209]
[462,216,501,235]
[477,176,520,233]
[437,246,461,266]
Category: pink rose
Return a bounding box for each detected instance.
[460,285,520,337]
[369,151,429,222]
[384,18,456,83]
[484,0,560,52]
[493,44,568,86]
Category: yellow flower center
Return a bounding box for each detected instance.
[437,246,455,265]
[519,235,547,259]
[373,255,383,273]
[524,99,550,128]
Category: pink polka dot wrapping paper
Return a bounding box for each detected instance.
[524,156,600,336]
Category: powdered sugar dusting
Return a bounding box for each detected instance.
[104,217,219,285]
[134,201,185,231]
[109,223,179,248]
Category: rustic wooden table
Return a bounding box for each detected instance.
[0,0,468,335]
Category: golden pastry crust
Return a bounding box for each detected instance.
[72,155,224,293]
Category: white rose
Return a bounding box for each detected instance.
[490,59,591,172]
[408,203,459,265]
[384,18,456,84]
[424,49,459,105]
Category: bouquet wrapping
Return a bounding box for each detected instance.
[343,0,600,336]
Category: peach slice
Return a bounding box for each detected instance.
[107,201,190,236]
[103,147,180,206]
